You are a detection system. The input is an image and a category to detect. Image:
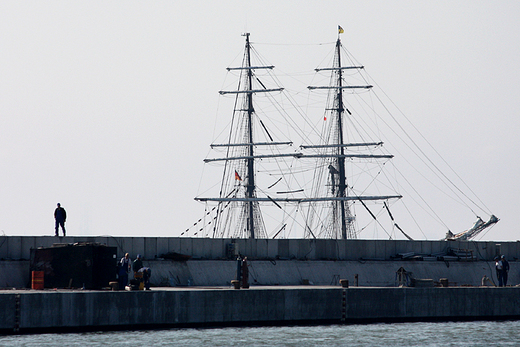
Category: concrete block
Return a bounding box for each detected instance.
[365,240,377,259]
[477,242,491,260]
[336,240,346,260]
[429,240,444,255]
[144,237,158,259]
[267,239,278,259]
[201,238,218,259]
[71,237,90,243]
[255,239,268,260]
[131,237,144,258]
[344,240,361,260]
[103,237,121,252]
[284,288,341,321]
[215,239,228,259]
[373,240,386,260]
[20,237,35,260]
[0,260,29,288]
[314,240,326,259]
[168,238,181,254]
[0,294,15,329]
[179,238,193,256]
[242,239,254,258]
[288,239,300,259]
[0,236,8,259]
[394,240,414,256]
[7,237,22,260]
[155,238,170,258]
[111,237,127,258]
[418,240,431,255]
[296,240,314,260]
[277,239,289,258]
[190,238,204,258]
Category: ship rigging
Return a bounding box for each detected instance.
[192,30,498,240]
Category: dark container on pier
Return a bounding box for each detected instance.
[30,243,117,289]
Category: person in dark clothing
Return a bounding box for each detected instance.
[133,254,144,287]
[501,255,510,286]
[138,267,152,290]
[133,254,143,273]
[54,203,66,237]
[495,256,504,287]
[118,253,131,290]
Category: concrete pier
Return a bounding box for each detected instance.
[0,236,517,289]
[0,236,518,334]
[1,286,519,334]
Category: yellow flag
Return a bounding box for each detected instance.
[338,25,344,34]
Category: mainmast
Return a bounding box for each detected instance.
[334,38,351,239]
[304,33,401,239]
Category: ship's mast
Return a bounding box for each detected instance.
[305,34,401,239]
[245,33,256,239]
[196,33,300,239]
[334,38,351,239]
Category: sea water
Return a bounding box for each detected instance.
[1,321,518,346]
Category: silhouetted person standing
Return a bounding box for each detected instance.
[54,203,66,237]
[119,253,131,290]
[502,255,510,286]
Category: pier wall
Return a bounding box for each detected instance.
[1,236,518,261]
[1,237,517,289]
[148,259,511,288]
[0,258,515,290]
[1,286,520,334]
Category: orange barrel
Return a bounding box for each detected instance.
[31,271,44,290]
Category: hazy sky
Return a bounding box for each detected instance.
[0,2,518,241]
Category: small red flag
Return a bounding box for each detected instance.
[235,171,242,181]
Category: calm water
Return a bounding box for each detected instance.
[1,321,518,346]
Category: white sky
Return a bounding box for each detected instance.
[0,1,518,241]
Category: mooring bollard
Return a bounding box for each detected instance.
[340,279,349,288]
[241,257,249,289]
[231,280,240,289]
[109,281,118,291]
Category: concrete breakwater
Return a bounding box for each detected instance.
[0,236,517,288]
[1,286,520,334]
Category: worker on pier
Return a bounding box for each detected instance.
[133,254,143,273]
[133,254,144,289]
[138,267,152,290]
[501,255,510,286]
[495,256,504,287]
[118,253,131,290]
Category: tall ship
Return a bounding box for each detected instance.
[192,29,498,241]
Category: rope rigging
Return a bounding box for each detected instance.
[190,34,497,241]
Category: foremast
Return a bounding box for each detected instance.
[244,33,256,239]
[195,33,300,239]
[303,34,401,239]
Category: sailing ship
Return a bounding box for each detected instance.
[192,30,498,241]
